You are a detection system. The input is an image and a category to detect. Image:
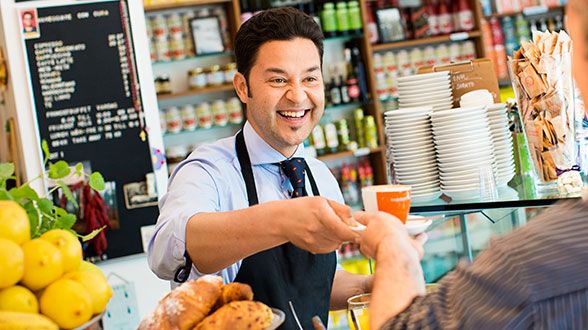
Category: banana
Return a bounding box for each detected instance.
[0,311,58,330]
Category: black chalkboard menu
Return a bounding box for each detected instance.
[21,0,159,259]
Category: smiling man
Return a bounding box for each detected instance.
[148,7,371,329]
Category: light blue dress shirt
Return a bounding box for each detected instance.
[148,121,344,286]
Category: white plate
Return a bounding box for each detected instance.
[396,89,452,100]
[349,216,433,236]
[399,92,453,104]
[398,84,451,94]
[431,122,489,136]
[438,162,495,172]
[433,129,491,142]
[387,131,432,141]
[431,113,489,127]
[434,134,493,146]
[267,309,286,330]
[406,218,433,235]
[411,190,443,203]
[398,76,450,88]
[384,106,433,118]
[397,175,440,185]
[431,106,485,119]
[401,98,453,106]
[436,142,493,155]
[398,71,449,82]
[437,151,493,163]
[390,146,436,158]
[385,117,431,126]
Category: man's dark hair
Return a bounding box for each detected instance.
[234,7,324,82]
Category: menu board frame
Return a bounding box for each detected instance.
[1,0,167,258]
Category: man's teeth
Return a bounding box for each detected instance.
[280,111,305,118]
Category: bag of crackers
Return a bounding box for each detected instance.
[508,30,576,187]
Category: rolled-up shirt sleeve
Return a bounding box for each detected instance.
[147,160,220,280]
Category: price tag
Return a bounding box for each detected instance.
[449,32,469,41]
[523,5,549,16]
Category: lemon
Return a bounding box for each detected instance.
[78,260,106,280]
[62,271,113,314]
[0,285,38,313]
[0,239,24,289]
[40,229,82,273]
[21,239,63,291]
[40,279,92,329]
[0,200,30,245]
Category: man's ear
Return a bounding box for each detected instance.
[233,72,250,103]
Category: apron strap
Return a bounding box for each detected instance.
[305,162,320,196]
[236,130,259,206]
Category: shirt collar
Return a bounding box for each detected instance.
[242,121,306,165]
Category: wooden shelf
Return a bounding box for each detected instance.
[144,0,231,12]
[157,84,235,100]
[152,51,233,65]
[484,5,564,19]
[317,146,384,162]
[163,122,242,138]
[372,31,482,52]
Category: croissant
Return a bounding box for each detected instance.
[194,301,273,330]
[138,275,223,330]
[215,282,253,309]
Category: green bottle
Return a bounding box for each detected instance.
[336,2,350,35]
[321,3,337,38]
[347,1,362,34]
[364,115,378,149]
[336,119,351,152]
[354,108,365,148]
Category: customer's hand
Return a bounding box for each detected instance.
[278,197,359,254]
[354,211,427,260]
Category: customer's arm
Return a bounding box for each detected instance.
[355,212,426,329]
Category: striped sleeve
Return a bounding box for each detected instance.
[382,199,588,330]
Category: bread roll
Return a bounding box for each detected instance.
[139,275,223,330]
[216,282,253,308]
[194,301,273,330]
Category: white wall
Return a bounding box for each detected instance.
[96,253,170,323]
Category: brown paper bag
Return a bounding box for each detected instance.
[417,59,500,108]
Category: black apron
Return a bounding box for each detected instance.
[233,130,336,330]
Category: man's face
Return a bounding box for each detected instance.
[567,2,588,115]
[236,38,324,156]
[23,13,33,28]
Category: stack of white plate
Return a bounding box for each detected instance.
[398,72,453,111]
[384,107,441,202]
[430,106,495,200]
[487,103,515,186]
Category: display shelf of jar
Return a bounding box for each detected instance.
[371,30,482,52]
[144,0,232,12]
[156,83,235,100]
[162,121,243,138]
[483,5,565,19]
[151,51,234,65]
[317,146,383,162]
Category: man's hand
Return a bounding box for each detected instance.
[278,197,359,254]
[354,211,427,261]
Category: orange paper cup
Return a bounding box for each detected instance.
[361,185,411,223]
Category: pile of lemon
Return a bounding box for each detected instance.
[0,200,113,330]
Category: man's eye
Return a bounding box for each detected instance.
[271,78,287,84]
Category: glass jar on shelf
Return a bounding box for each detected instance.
[196,102,213,129]
[188,67,207,89]
[207,64,224,86]
[212,99,228,127]
[165,106,182,134]
[223,63,237,85]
